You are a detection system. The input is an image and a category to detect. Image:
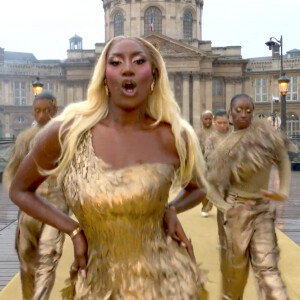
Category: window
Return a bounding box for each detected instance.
[144,7,162,35]
[114,12,124,37]
[14,82,26,105]
[18,116,25,124]
[212,79,222,96]
[286,76,298,101]
[43,82,54,94]
[287,115,299,137]
[183,10,193,40]
[287,51,300,59]
[255,78,268,102]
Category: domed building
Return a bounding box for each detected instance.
[0,1,299,137]
[103,0,204,42]
[100,0,247,130]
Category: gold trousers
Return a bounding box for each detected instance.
[16,212,65,300]
[201,198,213,213]
[217,194,288,300]
[16,188,68,300]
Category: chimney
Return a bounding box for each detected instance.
[272,44,280,59]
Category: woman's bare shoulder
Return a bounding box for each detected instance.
[153,122,182,160]
[155,122,175,141]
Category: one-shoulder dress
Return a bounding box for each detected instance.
[61,131,206,300]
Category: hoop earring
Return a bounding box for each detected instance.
[150,80,155,93]
[104,79,110,96]
[105,85,109,96]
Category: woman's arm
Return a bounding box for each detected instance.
[167,182,206,214]
[277,146,291,198]
[261,146,291,201]
[9,122,77,232]
[9,122,87,276]
[163,182,206,260]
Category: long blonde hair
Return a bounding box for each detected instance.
[44,36,207,189]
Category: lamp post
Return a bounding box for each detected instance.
[32,76,43,96]
[265,35,290,132]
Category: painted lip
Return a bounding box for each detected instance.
[237,119,250,123]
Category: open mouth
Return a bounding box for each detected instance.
[122,80,137,94]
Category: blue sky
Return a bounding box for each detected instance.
[0,0,299,60]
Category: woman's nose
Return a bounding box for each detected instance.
[122,60,134,76]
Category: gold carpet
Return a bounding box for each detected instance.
[1,206,300,299]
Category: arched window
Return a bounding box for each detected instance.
[144,7,162,35]
[114,12,124,37]
[183,10,193,40]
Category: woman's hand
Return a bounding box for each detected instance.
[260,189,287,201]
[70,231,88,278]
[163,206,196,261]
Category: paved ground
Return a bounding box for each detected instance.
[275,170,300,245]
[0,171,299,291]
[0,183,18,291]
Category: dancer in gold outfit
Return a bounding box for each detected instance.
[10,37,209,299]
[3,92,68,300]
[207,109,230,152]
[197,110,215,217]
[199,109,231,216]
[207,94,290,300]
[197,110,214,159]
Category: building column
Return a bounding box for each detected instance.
[3,81,10,105]
[168,73,175,98]
[193,74,201,131]
[235,77,243,95]
[182,73,190,122]
[4,114,10,137]
[225,78,234,110]
[205,74,213,111]
[67,86,74,104]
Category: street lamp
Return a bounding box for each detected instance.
[32,77,43,96]
[265,35,290,132]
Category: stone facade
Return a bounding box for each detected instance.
[103,0,203,43]
[244,54,300,136]
[0,1,299,137]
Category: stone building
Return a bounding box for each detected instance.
[244,49,300,136]
[0,0,299,137]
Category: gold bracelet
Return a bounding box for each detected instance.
[165,203,177,212]
[69,227,82,239]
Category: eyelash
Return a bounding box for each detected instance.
[108,58,146,66]
[108,61,121,66]
[135,58,146,65]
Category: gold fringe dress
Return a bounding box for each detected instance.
[61,131,206,300]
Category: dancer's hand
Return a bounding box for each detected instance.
[71,231,88,278]
[260,189,287,201]
[163,207,196,261]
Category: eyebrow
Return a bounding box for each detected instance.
[108,51,145,57]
